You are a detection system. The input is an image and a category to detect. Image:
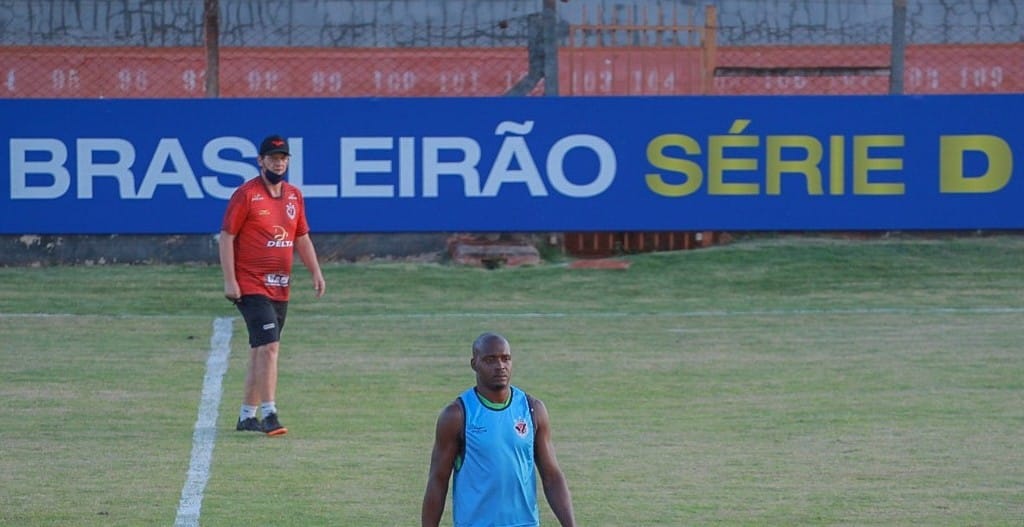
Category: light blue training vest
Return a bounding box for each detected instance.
[453,385,539,527]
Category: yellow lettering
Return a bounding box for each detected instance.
[853,135,904,195]
[765,136,823,195]
[645,134,703,197]
[709,120,759,195]
[829,135,844,195]
[939,135,1012,193]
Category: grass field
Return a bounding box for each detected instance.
[2,234,1023,526]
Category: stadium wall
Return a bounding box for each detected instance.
[2,0,1022,265]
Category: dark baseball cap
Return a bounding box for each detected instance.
[259,135,290,156]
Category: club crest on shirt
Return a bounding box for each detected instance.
[514,417,529,438]
[286,202,297,220]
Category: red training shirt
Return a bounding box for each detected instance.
[221,176,310,301]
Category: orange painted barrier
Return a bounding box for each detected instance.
[560,47,706,95]
[1,43,1021,98]
[0,47,531,98]
[712,43,1024,94]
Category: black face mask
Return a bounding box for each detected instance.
[263,168,286,184]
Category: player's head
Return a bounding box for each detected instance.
[471,332,512,391]
[258,135,290,183]
[259,134,290,157]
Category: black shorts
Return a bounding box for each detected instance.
[234,294,288,348]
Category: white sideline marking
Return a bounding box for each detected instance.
[304,306,1024,320]
[0,306,1022,321]
[174,317,233,527]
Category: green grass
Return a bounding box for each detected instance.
[2,235,1023,526]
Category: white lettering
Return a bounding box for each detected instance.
[399,137,416,197]
[201,136,257,199]
[264,273,290,287]
[137,138,203,199]
[483,120,547,197]
[422,137,481,198]
[76,138,136,199]
[285,138,336,198]
[10,138,70,199]
[341,137,395,198]
[546,134,616,198]
[7,131,620,201]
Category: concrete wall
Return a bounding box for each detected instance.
[0,233,452,266]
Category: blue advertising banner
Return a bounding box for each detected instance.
[1,95,1020,234]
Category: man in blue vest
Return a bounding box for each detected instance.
[422,332,577,527]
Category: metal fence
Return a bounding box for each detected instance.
[2,0,1022,99]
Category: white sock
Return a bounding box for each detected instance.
[240,404,258,420]
[260,401,278,417]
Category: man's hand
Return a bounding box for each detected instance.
[224,280,241,303]
[311,274,326,298]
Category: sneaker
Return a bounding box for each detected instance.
[261,413,288,436]
[236,417,261,432]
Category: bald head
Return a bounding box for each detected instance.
[472,332,509,358]
[471,332,513,393]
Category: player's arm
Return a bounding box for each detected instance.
[218,230,240,301]
[294,233,326,298]
[422,400,463,527]
[532,397,577,527]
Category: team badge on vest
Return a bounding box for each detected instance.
[514,417,529,438]
[286,202,297,220]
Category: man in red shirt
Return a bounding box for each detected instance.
[219,134,326,436]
